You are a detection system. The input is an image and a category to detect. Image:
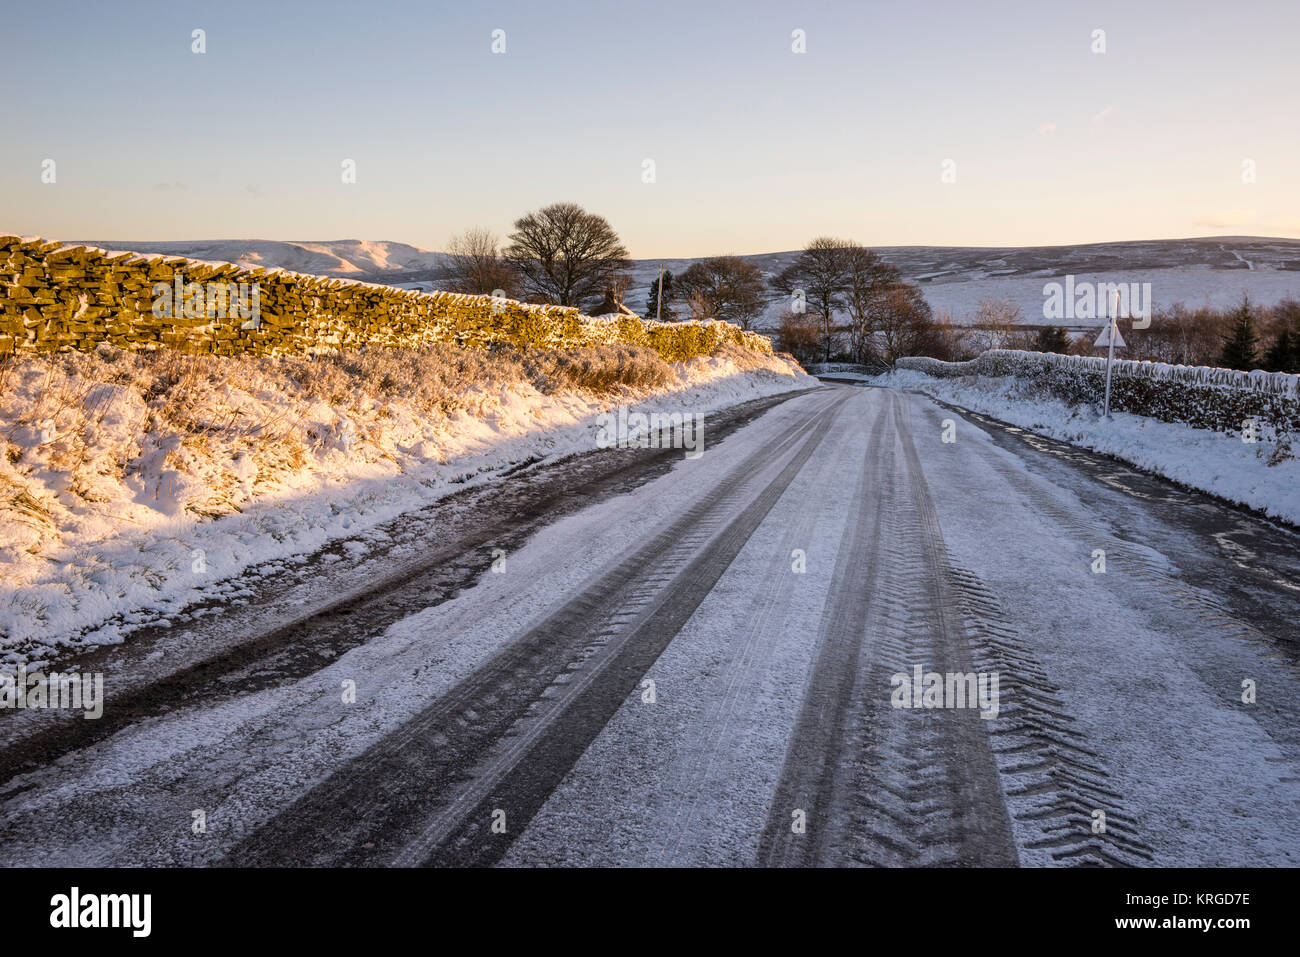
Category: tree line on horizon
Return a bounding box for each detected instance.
[442,202,775,331]
[442,202,945,366]
[442,202,1300,374]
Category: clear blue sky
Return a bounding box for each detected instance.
[2,0,1296,256]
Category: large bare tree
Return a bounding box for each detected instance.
[442,227,518,297]
[842,246,902,363]
[771,237,856,362]
[678,256,768,329]
[502,202,630,310]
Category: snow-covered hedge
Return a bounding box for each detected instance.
[0,236,772,362]
[897,350,1300,437]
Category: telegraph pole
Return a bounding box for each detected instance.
[656,264,663,323]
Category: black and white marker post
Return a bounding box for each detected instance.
[1096,289,1126,419]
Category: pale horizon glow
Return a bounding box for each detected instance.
[2,0,1297,258]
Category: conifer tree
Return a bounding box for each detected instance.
[1219,298,1259,370]
[1265,326,1299,373]
[645,270,676,321]
[1034,326,1070,354]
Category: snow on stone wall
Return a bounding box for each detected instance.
[0,235,772,361]
[898,349,1300,437]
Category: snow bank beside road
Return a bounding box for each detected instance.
[884,369,1300,527]
[0,347,811,665]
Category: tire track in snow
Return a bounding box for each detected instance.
[648,398,862,866]
[755,391,894,866]
[759,389,1021,866]
[886,392,1021,864]
[218,391,849,866]
[397,394,846,867]
[927,399,1300,778]
[0,391,805,797]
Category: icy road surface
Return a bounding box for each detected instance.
[1,383,1297,867]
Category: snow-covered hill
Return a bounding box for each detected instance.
[74,238,446,279]
[618,237,1300,329]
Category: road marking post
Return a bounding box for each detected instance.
[1095,290,1125,419]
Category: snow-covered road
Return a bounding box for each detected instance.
[1,383,1297,867]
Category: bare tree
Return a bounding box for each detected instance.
[876,284,943,362]
[678,256,769,329]
[842,246,902,364]
[611,270,635,307]
[502,202,630,310]
[771,237,856,362]
[969,298,1032,352]
[930,312,969,361]
[443,227,518,297]
[1140,303,1241,366]
[774,308,823,366]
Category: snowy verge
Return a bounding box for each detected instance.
[0,350,812,665]
[882,369,1300,527]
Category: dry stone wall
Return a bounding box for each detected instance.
[0,236,772,361]
[898,349,1300,438]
